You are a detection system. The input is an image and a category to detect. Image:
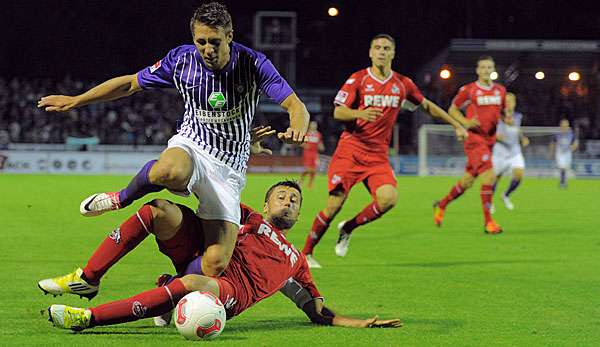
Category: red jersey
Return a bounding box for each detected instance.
[303,130,322,155]
[452,81,506,145]
[220,206,321,317]
[334,68,424,155]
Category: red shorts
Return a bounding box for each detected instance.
[327,148,396,198]
[213,277,248,319]
[464,141,494,177]
[155,204,205,274]
[303,153,318,170]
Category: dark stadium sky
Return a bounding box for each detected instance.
[3,0,600,87]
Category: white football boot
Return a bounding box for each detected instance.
[80,192,122,217]
[334,221,352,257]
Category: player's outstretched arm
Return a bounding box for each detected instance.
[421,99,468,141]
[279,92,310,145]
[38,74,142,112]
[302,299,401,328]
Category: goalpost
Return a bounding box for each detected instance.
[418,124,563,176]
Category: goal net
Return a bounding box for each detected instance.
[418,124,563,177]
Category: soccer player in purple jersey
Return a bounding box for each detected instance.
[38,2,309,277]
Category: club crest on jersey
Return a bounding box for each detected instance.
[150,60,161,73]
[482,154,490,161]
[365,84,375,92]
[391,84,400,94]
[208,92,227,109]
[235,84,245,95]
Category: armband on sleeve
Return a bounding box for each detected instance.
[280,278,314,309]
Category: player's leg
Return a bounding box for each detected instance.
[200,220,238,276]
[38,199,185,299]
[502,166,524,210]
[80,139,194,216]
[307,168,317,189]
[335,178,397,257]
[302,150,355,262]
[302,189,347,265]
[433,171,475,226]
[479,168,502,234]
[46,275,218,330]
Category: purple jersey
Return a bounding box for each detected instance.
[137,42,293,172]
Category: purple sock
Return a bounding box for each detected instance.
[183,256,203,276]
[560,169,566,185]
[118,159,163,207]
[504,179,521,197]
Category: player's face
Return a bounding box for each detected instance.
[192,23,233,70]
[560,119,570,130]
[309,121,318,131]
[505,95,516,110]
[264,186,302,230]
[369,38,395,68]
[476,59,495,82]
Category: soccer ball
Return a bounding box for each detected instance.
[174,291,226,340]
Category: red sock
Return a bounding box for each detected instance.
[90,278,188,326]
[302,211,331,255]
[82,205,154,284]
[439,182,465,209]
[342,202,382,233]
[480,184,493,224]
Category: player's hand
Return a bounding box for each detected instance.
[250,126,276,155]
[250,126,276,144]
[277,127,306,145]
[364,315,403,328]
[454,127,469,142]
[462,118,480,129]
[521,136,530,147]
[356,107,383,122]
[38,95,79,112]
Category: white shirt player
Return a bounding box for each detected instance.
[554,129,576,169]
[493,112,525,175]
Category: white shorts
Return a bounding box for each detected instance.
[556,154,572,169]
[167,134,245,226]
[493,152,525,176]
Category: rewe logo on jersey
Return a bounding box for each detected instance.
[257,223,299,266]
[364,95,400,107]
[208,92,227,109]
[476,95,502,106]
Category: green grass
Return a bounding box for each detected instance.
[1,174,598,346]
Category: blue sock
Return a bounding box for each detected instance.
[183,256,203,276]
[504,179,521,197]
[118,160,163,207]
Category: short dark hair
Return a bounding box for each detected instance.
[371,33,395,47]
[477,55,495,64]
[264,180,303,205]
[190,2,233,33]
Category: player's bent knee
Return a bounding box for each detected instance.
[151,162,191,188]
[202,249,231,276]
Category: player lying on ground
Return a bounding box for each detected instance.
[491,92,529,212]
[433,55,505,234]
[301,33,468,268]
[41,180,401,331]
[37,2,309,277]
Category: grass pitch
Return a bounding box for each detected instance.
[0,174,598,346]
